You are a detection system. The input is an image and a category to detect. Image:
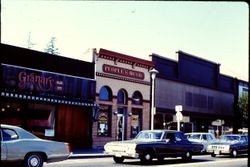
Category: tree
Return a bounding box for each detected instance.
[44,37,60,55]
[238,92,248,127]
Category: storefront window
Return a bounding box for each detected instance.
[130,109,142,138]
[132,91,143,105]
[97,105,111,136]
[99,86,112,101]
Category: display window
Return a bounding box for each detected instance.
[130,108,142,138]
[97,105,111,136]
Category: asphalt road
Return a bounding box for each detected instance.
[45,154,248,167]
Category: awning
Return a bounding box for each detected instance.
[1,91,97,107]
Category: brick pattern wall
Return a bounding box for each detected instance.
[92,93,150,149]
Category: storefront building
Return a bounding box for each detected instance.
[0,44,96,149]
[92,48,154,148]
[151,51,237,136]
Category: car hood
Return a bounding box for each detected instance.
[210,140,239,145]
[188,139,203,143]
[105,139,159,146]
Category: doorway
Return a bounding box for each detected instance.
[116,107,127,141]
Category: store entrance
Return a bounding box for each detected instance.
[117,114,125,141]
[116,107,127,141]
[56,104,92,149]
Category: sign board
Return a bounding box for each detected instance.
[176,111,183,121]
[175,105,183,112]
[212,119,224,126]
[1,64,96,101]
[173,115,190,122]
[45,129,55,137]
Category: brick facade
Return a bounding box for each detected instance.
[92,48,153,148]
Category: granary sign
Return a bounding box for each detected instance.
[1,64,96,101]
[102,64,144,80]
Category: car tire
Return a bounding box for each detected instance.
[24,153,44,167]
[182,151,192,161]
[230,149,238,158]
[140,152,153,164]
[157,156,165,162]
[211,153,216,157]
[113,156,124,163]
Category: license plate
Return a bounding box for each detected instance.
[214,150,220,155]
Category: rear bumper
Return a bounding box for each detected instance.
[47,153,71,163]
[105,151,139,159]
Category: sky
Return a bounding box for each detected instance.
[1,0,249,81]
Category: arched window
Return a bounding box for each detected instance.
[99,86,112,101]
[117,89,128,105]
[132,91,143,105]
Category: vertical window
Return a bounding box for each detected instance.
[2,129,18,141]
[97,105,111,136]
[130,108,142,138]
[117,89,128,104]
[99,86,112,101]
[132,91,143,105]
[208,96,214,109]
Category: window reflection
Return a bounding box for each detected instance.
[99,86,112,101]
[132,91,143,105]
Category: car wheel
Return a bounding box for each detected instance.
[113,156,124,163]
[24,153,44,167]
[211,153,216,157]
[231,149,238,158]
[140,152,153,164]
[157,156,165,162]
[182,151,192,161]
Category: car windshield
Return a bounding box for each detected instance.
[135,131,163,140]
[220,135,240,142]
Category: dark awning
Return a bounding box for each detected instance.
[1,91,97,107]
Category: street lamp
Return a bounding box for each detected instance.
[149,68,158,130]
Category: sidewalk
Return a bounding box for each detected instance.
[69,148,111,159]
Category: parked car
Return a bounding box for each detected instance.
[1,124,71,167]
[185,132,216,153]
[206,134,248,158]
[104,130,204,164]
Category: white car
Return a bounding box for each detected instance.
[207,134,248,158]
[1,124,71,167]
[185,132,216,153]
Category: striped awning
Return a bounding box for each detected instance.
[1,91,97,107]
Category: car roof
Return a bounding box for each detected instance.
[140,130,181,133]
[222,134,246,137]
[1,124,38,139]
[185,132,214,135]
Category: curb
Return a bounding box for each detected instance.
[69,153,111,159]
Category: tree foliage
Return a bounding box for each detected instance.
[238,93,248,127]
[44,37,60,55]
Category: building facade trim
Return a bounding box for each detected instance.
[96,72,150,85]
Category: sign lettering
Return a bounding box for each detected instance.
[103,64,144,80]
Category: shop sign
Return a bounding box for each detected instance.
[102,64,144,80]
[212,119,224,126]
[1,64,96,101]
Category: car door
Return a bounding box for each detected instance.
[0,128,7,160]
[174,132,189,154]
[239,136,248,153]
[155,132,179,156]
[1,128,20,160]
